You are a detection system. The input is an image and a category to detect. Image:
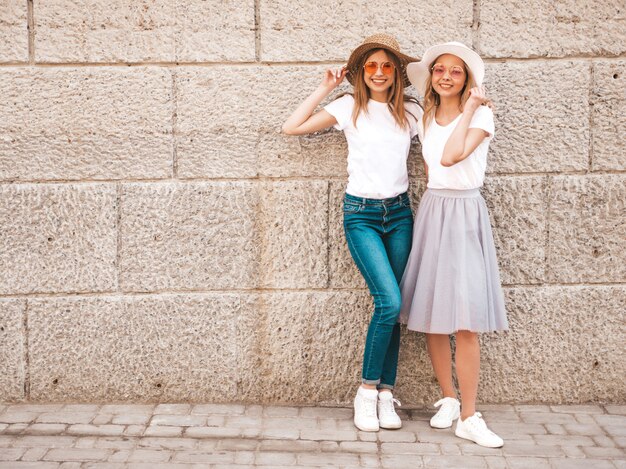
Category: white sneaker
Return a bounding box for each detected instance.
[377,392,402,429]
[430,397,460,429]
[455,412,504,448]
[353,387,379,432]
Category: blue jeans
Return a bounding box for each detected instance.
[343,192,413,389]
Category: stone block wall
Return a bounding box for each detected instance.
[0,1,624,405]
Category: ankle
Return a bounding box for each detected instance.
[358,386,378,399]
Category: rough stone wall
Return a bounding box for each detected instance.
[0,1,624,405]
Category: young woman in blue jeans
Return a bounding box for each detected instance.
[282,34,423,432]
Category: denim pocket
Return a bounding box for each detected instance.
[343,202,362,213]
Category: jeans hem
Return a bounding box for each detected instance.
[362,378,381,385]
[378,384,394,390]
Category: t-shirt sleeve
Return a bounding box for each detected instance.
[324,95,354,131]
[406,101,424,140]
[469,105,495,140]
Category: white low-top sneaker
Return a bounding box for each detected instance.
[455,412,504,448]
[430,397,461,428]
[377,392,402,429]
[353,387,379,432]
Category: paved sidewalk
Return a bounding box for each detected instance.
[0,403,624,468]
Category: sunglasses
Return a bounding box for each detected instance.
[363,61,395,76]
[431,64,466,79]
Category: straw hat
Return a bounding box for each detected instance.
[406,42,485,96]
[345,33,418,87]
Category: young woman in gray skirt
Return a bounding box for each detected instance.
[400,42,508,448]
[283,34,422,432]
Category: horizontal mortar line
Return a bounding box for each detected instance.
[0,287,370,300]
[0,176,348,186]
[1,282,624,300]
[1,170,624,186]
[488,169,626,177]
[501,281,626,289]
[483,54,626,63]
[0,60,344,68]
[0,54,625,68]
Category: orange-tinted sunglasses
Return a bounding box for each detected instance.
[363,61,395,76]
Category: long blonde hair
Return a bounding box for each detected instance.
[422,56,476,131]
[348,49,420,129]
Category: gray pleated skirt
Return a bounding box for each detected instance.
[399,188,508,334]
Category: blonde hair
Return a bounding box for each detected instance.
[347,49,420,129]
[422,56,476,131]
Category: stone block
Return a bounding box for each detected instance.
[175,67,261,178]
[484,61,590,173]
[479,1,626,58]
[0,2,28,62]
[232,294,265,401]
[0,300,25,401]
[171,1,255,62]
[246,291,371,403]
[119,181,257,291]
[591,60,626,170]
[0,68,172,181]
[176,65,349,179]
[547,175,625,283]
[27,294,247,401]
[327,181,365,289]
[479,286,626,403]
[66,424,125,436]
[151,415,205,427]
[0,184,117,294]
[43,448,110,462]
[37,412,95,424]
[35,0,255,62]
[144,426,183,437]
[259,0,473,61]
[258,181,328,288]
[482,176,549,285]
[421,455,488,468]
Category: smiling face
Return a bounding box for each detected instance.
[430,53,467,99]
[362,49,396,100]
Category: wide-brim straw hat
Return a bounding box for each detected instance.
[406,41,485,96]
[345,33,418,88]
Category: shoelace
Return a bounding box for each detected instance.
[379,398,402,416]
[433,398,458,419]
[466,412,497,436]
[359,396,377,418]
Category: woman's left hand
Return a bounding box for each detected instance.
[466,86,487,111]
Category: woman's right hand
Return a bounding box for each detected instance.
[282,67,345,135]
[321,66,347,91]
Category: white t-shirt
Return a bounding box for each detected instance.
[422,105,495,190]
[324,94,423,199]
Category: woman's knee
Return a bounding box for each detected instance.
[374,291,402,325]
[456,330,479,344]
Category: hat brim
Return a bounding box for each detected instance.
[406,43,484,96]
[346,43,418,88]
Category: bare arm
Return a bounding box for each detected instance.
[282,68,347,136]
[441,86,490,167]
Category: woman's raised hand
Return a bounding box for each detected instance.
[466,85,488,111]
[321,66,348,91]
